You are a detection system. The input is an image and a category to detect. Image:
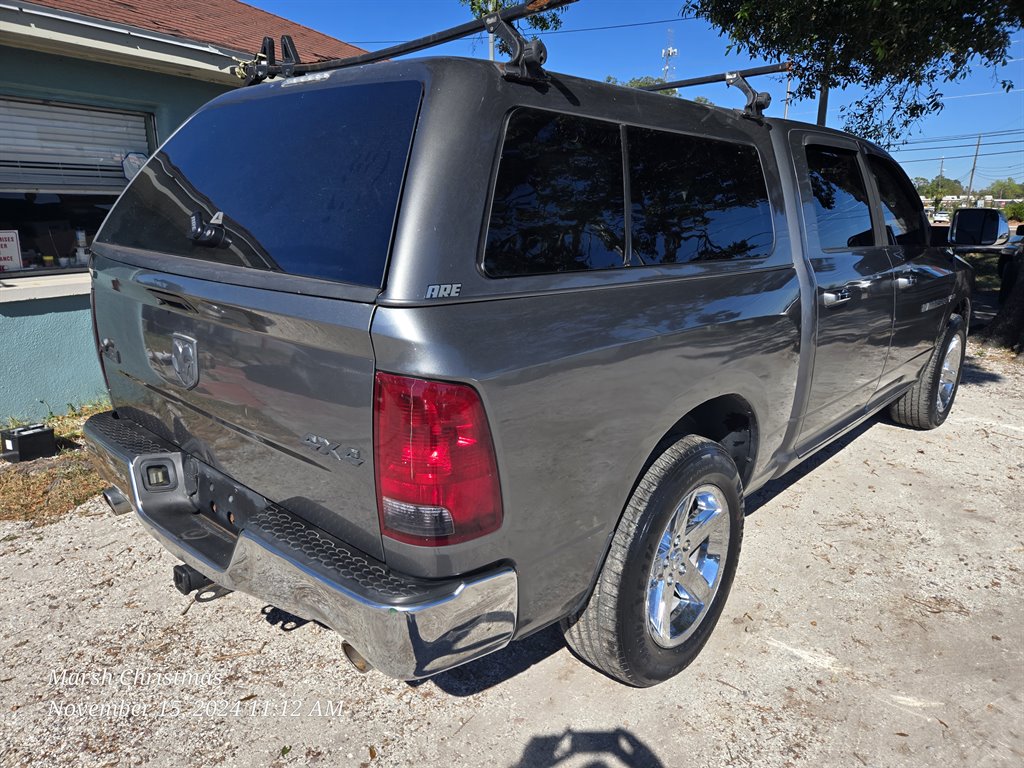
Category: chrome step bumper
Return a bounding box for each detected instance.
[83,411,517,679]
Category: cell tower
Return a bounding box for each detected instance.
[662,29,677,81]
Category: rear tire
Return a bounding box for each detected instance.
[561,435,744,687]
[889,313,966,430]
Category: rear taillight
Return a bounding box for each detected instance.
[374,372,503,546]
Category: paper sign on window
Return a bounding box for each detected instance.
[0,231,22,272]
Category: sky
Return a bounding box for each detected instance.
[247,0,1024,193]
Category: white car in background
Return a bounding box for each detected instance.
[933,211,951,224]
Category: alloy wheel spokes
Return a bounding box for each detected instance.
[937,335,962,413]
[647,485,731,648]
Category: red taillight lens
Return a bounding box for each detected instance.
[374,372,503,546]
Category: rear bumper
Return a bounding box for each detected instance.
[83,411,517,680]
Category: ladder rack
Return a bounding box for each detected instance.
[234,0,577,86]
[641,62,791,118]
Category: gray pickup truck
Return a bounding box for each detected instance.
[84,54,974,687]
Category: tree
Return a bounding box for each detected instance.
[605,75,678,97]
[457,0,565,54]
[978,178,1024,200]
[681,1,1016,146]
[920,175,963,201]
[1004,202,1024,222]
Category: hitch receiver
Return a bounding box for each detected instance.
[173,564,214,595]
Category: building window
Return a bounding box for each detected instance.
[0,97,152,277]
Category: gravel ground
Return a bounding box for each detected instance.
[1,342,1022,768]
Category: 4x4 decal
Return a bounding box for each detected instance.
[301,433,363,466]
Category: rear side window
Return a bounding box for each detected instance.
[868,155,927,246]
[484,109,625,277]
[805,145,875,250]
[628,127,773,264]
[484,108,774,278]
[96,81,422,287]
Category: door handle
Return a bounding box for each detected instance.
[822,289,852,307]
[896,272,917,290]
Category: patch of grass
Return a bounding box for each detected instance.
[0,453,106,525]
[960,249,1001,292]
[0,402,110,526]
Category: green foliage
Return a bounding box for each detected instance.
[458,0,565,53]
[1004,201,1024,222]
[978,178,1024,200]
[681,1,1016,145]
[918,175,964,200]
[605,75,678,97]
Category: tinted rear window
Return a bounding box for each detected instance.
[628,127,773,264]
[97,81,422,287]
[483,108,773,278]
[483,109,625,277]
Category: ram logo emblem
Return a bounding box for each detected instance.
[170,334,199,390]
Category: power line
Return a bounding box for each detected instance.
[890,138,1023,153]
[944,87,1024,100]
[898,149,1024,164]
[534,16,696,35]
[898,128,1023,145]
[348,15,691,45]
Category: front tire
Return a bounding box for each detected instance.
[562,435,744,687]
[889,313,966,430]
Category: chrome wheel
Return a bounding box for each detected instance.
[936,334,962,414]
[647,484,731,648]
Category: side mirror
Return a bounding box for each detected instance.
[1017,224,1024,236]
[949,208,1009,246]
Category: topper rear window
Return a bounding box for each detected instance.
[96,81,422,288]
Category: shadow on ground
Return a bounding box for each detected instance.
[415,624,566,696]
[746,416,879,517]
[511,728,665,768]
[960,357,1004,386]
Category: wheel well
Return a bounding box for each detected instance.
[953,296,971,327]
[646,395,758,487]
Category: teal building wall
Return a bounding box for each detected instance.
[1,295,107,421]
[0,45,231,420]
[1,45,229,143]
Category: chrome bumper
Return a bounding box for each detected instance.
[83,411,518,680]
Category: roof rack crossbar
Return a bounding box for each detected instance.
[234,0,576,86]
[641,62,790,118]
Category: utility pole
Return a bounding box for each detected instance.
[816,86,828,126]
[965,134,982,207]
[488,0,496,61]
[816,62,830,126]
[784,70,792,119]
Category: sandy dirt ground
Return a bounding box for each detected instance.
[1,342,1022,768]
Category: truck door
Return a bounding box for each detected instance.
[863,153,958,393]
[792,136,895,450]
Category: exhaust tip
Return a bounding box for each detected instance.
[102,487,133,516]
[342,642,372,674]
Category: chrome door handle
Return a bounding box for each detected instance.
[822,289,852,307]
[896,272,917,290]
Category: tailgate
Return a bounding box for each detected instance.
[91,254,384,558]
